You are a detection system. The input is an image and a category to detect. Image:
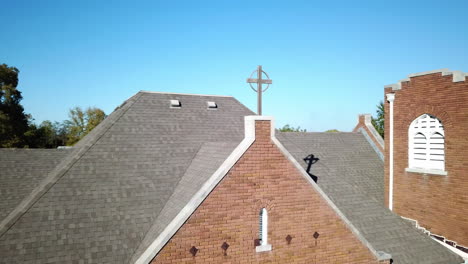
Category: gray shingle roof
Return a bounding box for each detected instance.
[0,149,72,222]
[0,92,253,264]
[276,131,463,264]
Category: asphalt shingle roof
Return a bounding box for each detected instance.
[0,149,72,222]
[276,131,463,264]
[0,92,253,264]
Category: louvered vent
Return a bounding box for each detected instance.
[259,208,267,245]
[408,114,445,171]
[429,133,444,169]
[207,101,217,109]
[259,209,263,243]
[170,99,181,108]
[412,133,427,168]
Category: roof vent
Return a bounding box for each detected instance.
[207,101,217,109]
[170,99,181,108]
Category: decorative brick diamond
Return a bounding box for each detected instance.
[221,242,229,251]
[221,242,229,255]
[189,246,198,256]
[313,231,320,239]
[286,235,292,244]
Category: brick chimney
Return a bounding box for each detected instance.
[244,116,275,143]
[353,114,384,157]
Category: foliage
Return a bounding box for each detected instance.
[325,129,339,132]
[371,101,384,138]
[0,63,107,148]
[65,107,106,145]
[279,124,307,132]
[0,64,30,147]
[24,120,69,148]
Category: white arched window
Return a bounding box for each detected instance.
[407,114,446,174]
[256,208,272,252]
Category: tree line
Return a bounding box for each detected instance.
[0,63,106,148]
[278,102,384,135]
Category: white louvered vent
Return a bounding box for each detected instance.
[207,101,217,109]
[412,133,427,168]
[429,133,445,170]
[170,99,181,108]
[408,114,445,171]
[259,208,267,245]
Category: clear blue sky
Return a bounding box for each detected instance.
[2,0,467,131]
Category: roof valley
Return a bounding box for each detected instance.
[126,141,204,263]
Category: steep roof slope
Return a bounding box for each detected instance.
[0,149,72,222]
[0,91,253,264]
[276,132,463,264]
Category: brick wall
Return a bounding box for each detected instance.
[152,120,387,264]
[353,114,384,155]
[384,72,468,247]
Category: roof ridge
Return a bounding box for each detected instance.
[139,90,234,97]
[0,92,143,238]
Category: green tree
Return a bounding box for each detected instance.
[279,124,307,132]
[0,64,30,147]
[65,106,106,145]
[371,101,384,138]
[24,120,69,148]
[325,129,340,132]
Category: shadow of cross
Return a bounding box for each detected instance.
[303,154,319,183]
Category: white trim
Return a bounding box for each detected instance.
[442,70,468,82]
[385,68,467,90]
[358,128,384,161]
[407,68,450,78]
[135,115,391,263]
[401,216,468,262]
[256,208,271,252]
[433,239,468,262]
[405,167,447,176]
[386,93,395,211]
[362,114,385,149]
[139,90,233,97]
[244,115,276,137]
[255,244,272,253]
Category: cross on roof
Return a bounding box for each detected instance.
[247,65,272,115]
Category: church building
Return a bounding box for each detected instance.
[0,77,465,263]
[383,69,468,256]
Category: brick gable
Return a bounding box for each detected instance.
[151,120,387,263]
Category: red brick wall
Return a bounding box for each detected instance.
[353,115,384,154]
[152,121,387,264]
[384,72,468,247]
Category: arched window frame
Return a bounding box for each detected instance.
[406,114,447,175]
[255,208,272,252]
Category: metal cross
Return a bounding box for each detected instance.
[247,65,272,115]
